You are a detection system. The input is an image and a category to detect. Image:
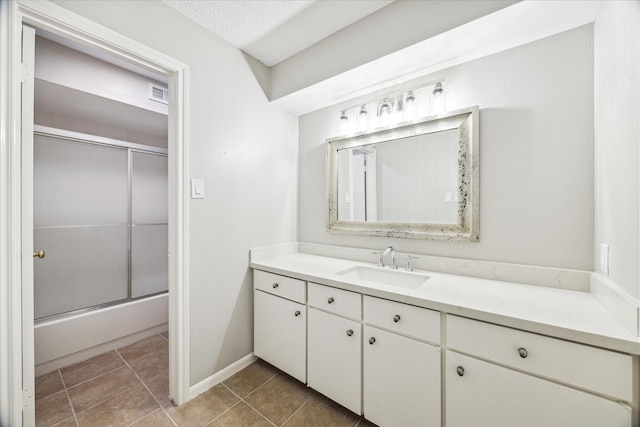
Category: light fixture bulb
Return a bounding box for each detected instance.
[431,82,446,115]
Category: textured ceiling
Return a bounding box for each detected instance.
[162,0,393,66]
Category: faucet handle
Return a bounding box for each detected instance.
[405,255,419,272]
[372,251,385,267]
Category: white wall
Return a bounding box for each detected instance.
[594,1,640,300]
[299,25,594,271]
[51,0,298,386]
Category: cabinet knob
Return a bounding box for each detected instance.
[272,283,279,289]
[33,250,46,259]
[369,337,376,345]
[294,311,301,317]
[518,347,528,358]
[393,314,401,323]
[456,366,465,377]
[327,297,334,304]
[346,329,354,337]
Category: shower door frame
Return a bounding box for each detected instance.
[2,1,191,424]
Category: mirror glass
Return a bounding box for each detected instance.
[327,107,479,241]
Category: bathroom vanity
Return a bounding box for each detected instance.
[251,245,639,427]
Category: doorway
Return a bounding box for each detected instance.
[31,33,170,375]
[2,3,190,425]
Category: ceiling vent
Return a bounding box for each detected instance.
[148,83,168,105]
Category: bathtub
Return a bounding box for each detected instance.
[34,293,168,376]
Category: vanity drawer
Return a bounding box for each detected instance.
[447,315,633,401]
[254,270,305,304]
[364,296,440,344]
[308,282,361,320]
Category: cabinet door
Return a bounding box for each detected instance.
[254,290,306,383]
[446,351,631,427]
[363,326,440,427]
[308,308,361,414]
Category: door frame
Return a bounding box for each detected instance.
[0,1,191,424]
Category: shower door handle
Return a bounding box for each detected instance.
[33,250,45,259]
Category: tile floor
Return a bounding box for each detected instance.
[35,333,377,426]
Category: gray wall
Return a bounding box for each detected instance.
[52,0,299,386]
[299,25,594,271]
[594,1,640,300]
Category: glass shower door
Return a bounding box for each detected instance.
[130,151,168,298]
[33,134,129,319]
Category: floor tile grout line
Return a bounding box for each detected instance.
[203,398,244,427]
[220,383,278,427]
[60,351,127,390]
[71,380,148,419]
[116,339,169,369]
[278,392,314,427]
[125,407,171,427]
[115,345,167,424]
[116,345,168,404]
[58,369,80,427]
[239,370,280,401]
[160,403,179,427]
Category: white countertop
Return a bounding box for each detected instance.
[251,252,640,355]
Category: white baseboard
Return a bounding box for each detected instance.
[591,273,640,337]
[188,353,257,400]
[35,323,168,377]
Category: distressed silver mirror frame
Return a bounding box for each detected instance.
[326,106,479,241]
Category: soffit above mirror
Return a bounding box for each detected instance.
[272,1,602,115]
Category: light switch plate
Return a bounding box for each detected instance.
[191,179,204,199]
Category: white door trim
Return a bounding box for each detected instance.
[21,24,36,427]
[1,1,191,424]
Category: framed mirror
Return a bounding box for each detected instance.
[326,106,479,241]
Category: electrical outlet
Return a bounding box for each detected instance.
[600,244,609,275]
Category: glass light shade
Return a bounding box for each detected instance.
[377,98,393,128]
[430,82,446,115]
[337,110,350,135]
[403,91,418,121]
[357,105,369,132]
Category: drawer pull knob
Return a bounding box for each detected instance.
[272,283,279,289]
[369,337,376,345]
[518,347,528,358]
[294,311,301,317]
[456,366,465,377]
[346,329,354,337]
[327,297,334,304]
[393,314,401,323]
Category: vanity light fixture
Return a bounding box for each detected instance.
[335,80,446,137]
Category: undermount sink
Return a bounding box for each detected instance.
[336,265,429,289]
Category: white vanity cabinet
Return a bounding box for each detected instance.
[253,270,306,383]
[446,315,633,427]
[363,296,441,427]
[307,283,362,414]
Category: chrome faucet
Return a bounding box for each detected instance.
[383,246,398,269]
